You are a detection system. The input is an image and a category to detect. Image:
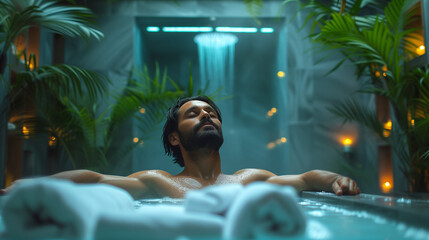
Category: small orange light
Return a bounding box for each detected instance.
[411,119,415,127]
[382,181,393,193]
[277,71,285,78]
[48,136,57,147]
[267,142,276,149]
[271,108,277,113]
[383,121,392,137]
[133,137,139,143]
[382,65,388,72]
[139,108,146,114]
[382,72,386,77]
[375,71,381,77]
[22,126,30,139]
[416,45,425,55]
[280,137,287,143]
[343,138,352,146]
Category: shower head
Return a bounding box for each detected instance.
[194,33,238,48]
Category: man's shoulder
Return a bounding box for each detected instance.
[127,170,172,179]
[232,168,276,184]
[233,168,275,175]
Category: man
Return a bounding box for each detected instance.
[1,96,360,199]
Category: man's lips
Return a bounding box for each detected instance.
[200,123,215,129]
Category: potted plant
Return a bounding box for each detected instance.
[284,0,428,192]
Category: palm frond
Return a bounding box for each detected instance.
[328,97,384,137]
[0,0,103,54]
[12,64,107,102]
[244,0,263,25]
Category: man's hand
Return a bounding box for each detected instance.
[332,176,360,195]
[0,179,27,196]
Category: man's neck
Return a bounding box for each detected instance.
[179,148,222,182]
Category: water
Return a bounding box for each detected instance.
[194,32,238,95]
[135,193,429,240]
[1,193,428,239]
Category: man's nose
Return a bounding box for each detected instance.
[200,110,210,119]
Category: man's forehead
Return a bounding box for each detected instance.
[178,100,212,114]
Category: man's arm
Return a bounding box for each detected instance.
[1,169,154,199]
[266,170,360,195]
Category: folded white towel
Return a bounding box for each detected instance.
[185,184,243,215]
[223,182,306,239]
[1,178,134,239]
[95,205,224,240]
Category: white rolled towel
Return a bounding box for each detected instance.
[1,178,134,239]
[95,205,224,240]
[185,184,243,215]
[223,182,306,239]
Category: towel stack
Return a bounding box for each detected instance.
[1,179,306,239]
[1,179,134,239]
[185,182,306,239]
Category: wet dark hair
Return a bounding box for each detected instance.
[162,96,222,167]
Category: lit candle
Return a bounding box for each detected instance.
[383,121,392,137]
[381,181,393,193]
[342,138,352,152]
[416,45,425,55]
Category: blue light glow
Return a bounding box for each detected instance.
[215,27,257,33]
[260,28,274,33]
[162,27,213,32]
[194,33,238,96]
[146,26,160,32]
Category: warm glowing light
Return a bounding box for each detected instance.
[280,137,287,143]
[267,111,273,117]
[383,121,392,137]
[271,108,277,113]
[277,71,285,78]
[343,138,352,146]
[133,137,139,143]
[27,61,35,70]
[267,142,276,149]
[139,108,146,114]
[416,45,425,55]
[382,65,388,72]
[381,181,393,193]
[48,136,57,147]
[382,72,386,77]
[411,119,415,127]
[22,126,29,135]
[375,71,381,77]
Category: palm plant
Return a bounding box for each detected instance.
[0,0,107,176]
[46,63,213,173]
[284,0,428,192]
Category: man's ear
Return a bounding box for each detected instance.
[169,132,180,146]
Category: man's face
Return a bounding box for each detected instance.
[176,100,223,151]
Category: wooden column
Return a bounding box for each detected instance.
[376,95,393,193]
[4,27,40,187]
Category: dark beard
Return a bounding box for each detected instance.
[178,118,224,152]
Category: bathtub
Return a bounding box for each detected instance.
[1,191,428,239]
[133,192,429,239]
